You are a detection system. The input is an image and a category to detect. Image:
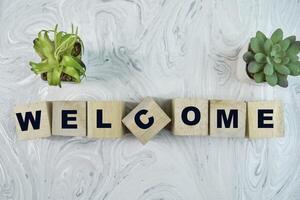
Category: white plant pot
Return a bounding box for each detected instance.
[236,40,255,84]
[236,40,269,87]
[236,40,274,100]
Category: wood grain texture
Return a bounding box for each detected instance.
[87,101,125,138]
[247,101,284,138]
[52,101,87,137]
[210,100,246,137]
[122,97,171,144]
[171,98,208,136]
[1,0,300,199]
[14,102,52,140]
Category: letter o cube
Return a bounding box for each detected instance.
[171,98,208,136]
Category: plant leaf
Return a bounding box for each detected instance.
[264,39,273,55]
[250,38,263,53]
[55,31,64,49]
[288,54,299,62]
[277,74,288,88]
[287,41,300,56]
[272,44,281,53]
[29,61,53,74]
[243,51,254,63]
[38,31,55,59]
[288,61,300,76]
[256,31,267,43]
[265,72,278,86]
[51,66,63,87]
[254,53,266,63]
[62,66,81,82]
[274,64,290,75]
[264,63,274,75]
[46,71,53,85]
[270,45,282,59]
[285,35,296,43]
[282,57,290,65]
[253,71,265,83]
[273,57,282,64]
[271,28,283,44]
[247,61,263,73]
[55,35,78,58]
[266,57,273,65]
[279,38,291,51]
[33,39,46,60]
[61,55,85,75]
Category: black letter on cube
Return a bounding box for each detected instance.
[96,109,112,128]
[62,110,77,129]
[258,109,274,128]
[181,106,201,126]
[217,109,238,128]
[134,109,154,129]
[16,111,41,131]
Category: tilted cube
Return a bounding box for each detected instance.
[122,97,170,144]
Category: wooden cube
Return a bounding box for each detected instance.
[52,101,86,137]
[14,102,52,140]
[171,98,208,136]
[87,101,125,138]
[247,101,284,138]
[122,97,171,144]
[210,100,246,137]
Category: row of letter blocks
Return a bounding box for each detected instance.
[14,98,284,144]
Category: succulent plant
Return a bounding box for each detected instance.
[29,25,86,87]
[243,28,300,87]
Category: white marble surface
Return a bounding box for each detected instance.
[1,0,300,199]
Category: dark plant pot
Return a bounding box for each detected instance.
[41,73,74,82]
[40,63,86,83]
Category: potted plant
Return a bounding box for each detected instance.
[29,25,86,87]
[237,28,300,87]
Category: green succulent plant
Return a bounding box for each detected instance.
[29,25,86,87]
[243,28,300,87]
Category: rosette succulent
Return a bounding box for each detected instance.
[243,28,300,87]
[29,25,86,87]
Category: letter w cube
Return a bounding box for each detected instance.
[14,102,52,140]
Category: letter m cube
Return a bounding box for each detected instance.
[210,100,246,137]
[14,102,52,140]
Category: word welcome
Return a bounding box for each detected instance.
[14,98,284,144]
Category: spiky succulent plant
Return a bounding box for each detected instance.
[243,28,300,87]
[29,25,86,87]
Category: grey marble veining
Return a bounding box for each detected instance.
[0,0,300,199]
